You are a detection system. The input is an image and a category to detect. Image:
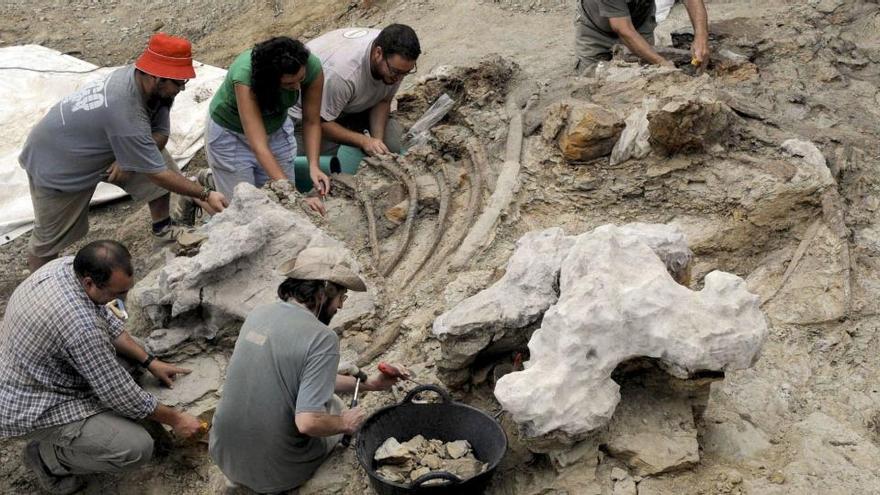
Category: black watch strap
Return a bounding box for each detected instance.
[140,354,156,368]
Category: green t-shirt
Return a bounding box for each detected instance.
[209,49,322,134]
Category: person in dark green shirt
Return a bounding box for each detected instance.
[207,36,328,214]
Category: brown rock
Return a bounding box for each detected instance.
[374,437,413,464]
[376,465,409,484]
[410,466,431,482]
[648,97,732,156]
[550,101,625,161]
[442,457,486,480]
[422,454,442,470]
[445,439,471,459]
[401,434,429,457]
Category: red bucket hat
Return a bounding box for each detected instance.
[135,33,196,80]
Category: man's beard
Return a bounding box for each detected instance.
[317,304,337,325]
[147,91,176,109]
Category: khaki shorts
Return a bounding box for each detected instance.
[27,149,180,258]
[574,15,657,74]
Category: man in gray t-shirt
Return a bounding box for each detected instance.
[209,248,407,493]
[574,0,710,74]
[290,24,421,157]
[18,33,227,272]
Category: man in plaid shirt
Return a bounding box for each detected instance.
[0,240,202,494]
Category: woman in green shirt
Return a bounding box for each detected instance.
[207,36,328,213]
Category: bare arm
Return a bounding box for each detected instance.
[302,71,330,195]
[235,83,287,181]
[112,330,192,388]
[302,72,324,173]
[112,331,150,363]
[146,169,227,213]
[321,119,368,149]
[368,98,392,141]
[608,16,669,66]
[295,411,351,437]
[335,373,397,393]
[684,0,710,64]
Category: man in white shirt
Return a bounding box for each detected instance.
[291,24,421,156]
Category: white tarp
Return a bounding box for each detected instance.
[0,45,226,245]
[656,0,676,22]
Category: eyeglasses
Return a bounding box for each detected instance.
[383,57,417,79]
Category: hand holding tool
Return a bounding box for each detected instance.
[378,362,423,386]
[340,374,362,448]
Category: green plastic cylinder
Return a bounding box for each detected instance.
[292,145,365,192]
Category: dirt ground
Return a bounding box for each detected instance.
[2,0,880,494]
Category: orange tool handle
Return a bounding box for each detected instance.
[378,362,403,378]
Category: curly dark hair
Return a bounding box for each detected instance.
[251,36,310,113]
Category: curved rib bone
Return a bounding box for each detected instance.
[403,166,451,287]
[408,143,484,287]
[366,156,419,276]
[333,173,382,267]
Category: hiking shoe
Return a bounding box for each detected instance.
[22,441,84,495]
[152,222,191,246]
[170,193,198,227]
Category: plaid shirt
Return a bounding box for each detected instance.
[0,257,157,437]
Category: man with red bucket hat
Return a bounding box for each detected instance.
[18,33,228,272]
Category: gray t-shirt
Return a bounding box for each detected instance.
[209,301,340,493]
[290,28,400,121]
[19,65,169,192]
[578,0,656,36]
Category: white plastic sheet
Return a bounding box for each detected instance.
[0,45,226,244]
[656,0,676,22]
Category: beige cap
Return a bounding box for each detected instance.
[278,248,367,292]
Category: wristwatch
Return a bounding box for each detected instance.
[199,185,211,202]
[140,353,156,369]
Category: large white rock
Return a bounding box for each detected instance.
[493,225,767,437]
[434,227,572,336]
[128,183,364,341]
[432,224,693,372]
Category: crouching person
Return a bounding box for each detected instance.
[0,240,202,494]
[210,248,405,494]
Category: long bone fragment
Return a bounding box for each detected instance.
[448,108,523,270]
